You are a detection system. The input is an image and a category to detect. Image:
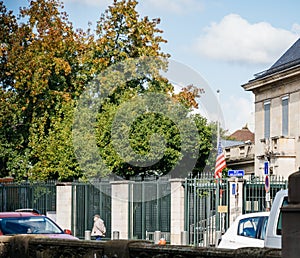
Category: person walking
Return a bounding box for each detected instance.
[91,214,106,240]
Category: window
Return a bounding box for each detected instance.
[276,196,289,235]
[238,217,260,238]
[282,96,289,136]
[237,216,269,240]
[264,101,271,139]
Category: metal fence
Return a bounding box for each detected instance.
[71,181,111,239]
[0,181,56,214]
[243,176,288,213]
[184,176,229,247]
[129,177,171,240]
[0,175,288,243]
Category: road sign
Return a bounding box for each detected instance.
[265,175,270,192]
[228,170,245,177]
[264,161,269,175]
[232,183,236,195]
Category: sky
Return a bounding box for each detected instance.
[5,0,300,134]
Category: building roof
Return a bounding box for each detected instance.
[221,139,244,148]
[254,38,300,79]
[229,124,254,143]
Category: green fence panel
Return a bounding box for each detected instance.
[0,181,56,214]
[131,178,171,241]
[71,181,111,240]
[184,176,229,247]
[243,176,288,213]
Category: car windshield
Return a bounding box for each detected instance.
[0,216,63,235]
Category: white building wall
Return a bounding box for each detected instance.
[251,79,300,179]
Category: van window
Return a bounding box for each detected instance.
[276,196,288,235]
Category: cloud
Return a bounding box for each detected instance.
[223,94,254,133]
[139,0,204,15]
[194,14,300,65]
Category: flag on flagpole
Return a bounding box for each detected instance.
[214,141,226,179]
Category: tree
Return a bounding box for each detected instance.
[73,0,214,180]
[0,1,25,178]
[0,0,217,181]
[0,0,87,180]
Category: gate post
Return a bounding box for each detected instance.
[228,178,244,226]
[56,183,73,233]
[111,181,133,240]
[169,179,185,245]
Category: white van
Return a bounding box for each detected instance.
[264,189,288,248]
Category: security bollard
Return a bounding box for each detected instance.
[85,230,91,240]
[113,231,120,240]
[154,231,161,244]
[181,231,188,245]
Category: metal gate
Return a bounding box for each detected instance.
[129,177,171,241]
[184,176,229,247]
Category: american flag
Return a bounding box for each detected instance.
[214,141,226,179]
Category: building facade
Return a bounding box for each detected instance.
[222,126,255,179]
[242,38,300,179]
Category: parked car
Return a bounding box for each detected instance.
[218,211,270,249]
[0,211,79,240]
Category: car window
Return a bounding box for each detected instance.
[276,196,288,235]
[0,216,63,235]
[258,217,268,240]
[237,217,261,238]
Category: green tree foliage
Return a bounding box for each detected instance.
[0,0,87,180]
[0,0,218,181]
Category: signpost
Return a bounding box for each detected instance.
[264,166,271,210]
[227,170,245,177]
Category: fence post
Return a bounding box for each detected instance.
[169,178,185,245]
[111,181,132,239]
[56,183,73,234]
[228,178,244,226]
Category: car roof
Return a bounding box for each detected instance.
[236,211,270,220]
[0,212,42,218]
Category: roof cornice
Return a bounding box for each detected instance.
[242,64,300,92]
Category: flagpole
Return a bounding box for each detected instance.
[215,89,221,245]
[217,89,220,147]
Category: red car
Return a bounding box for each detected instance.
[0,210,78,240]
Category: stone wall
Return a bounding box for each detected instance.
[0,236,281,258]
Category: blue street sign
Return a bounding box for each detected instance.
[264,161,269,175]
[232,183,236,195]
[227,170,245,177]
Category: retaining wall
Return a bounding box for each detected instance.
[0,236,281,258]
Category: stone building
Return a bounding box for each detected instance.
[242,38,300,179]
[222,125,255,178]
